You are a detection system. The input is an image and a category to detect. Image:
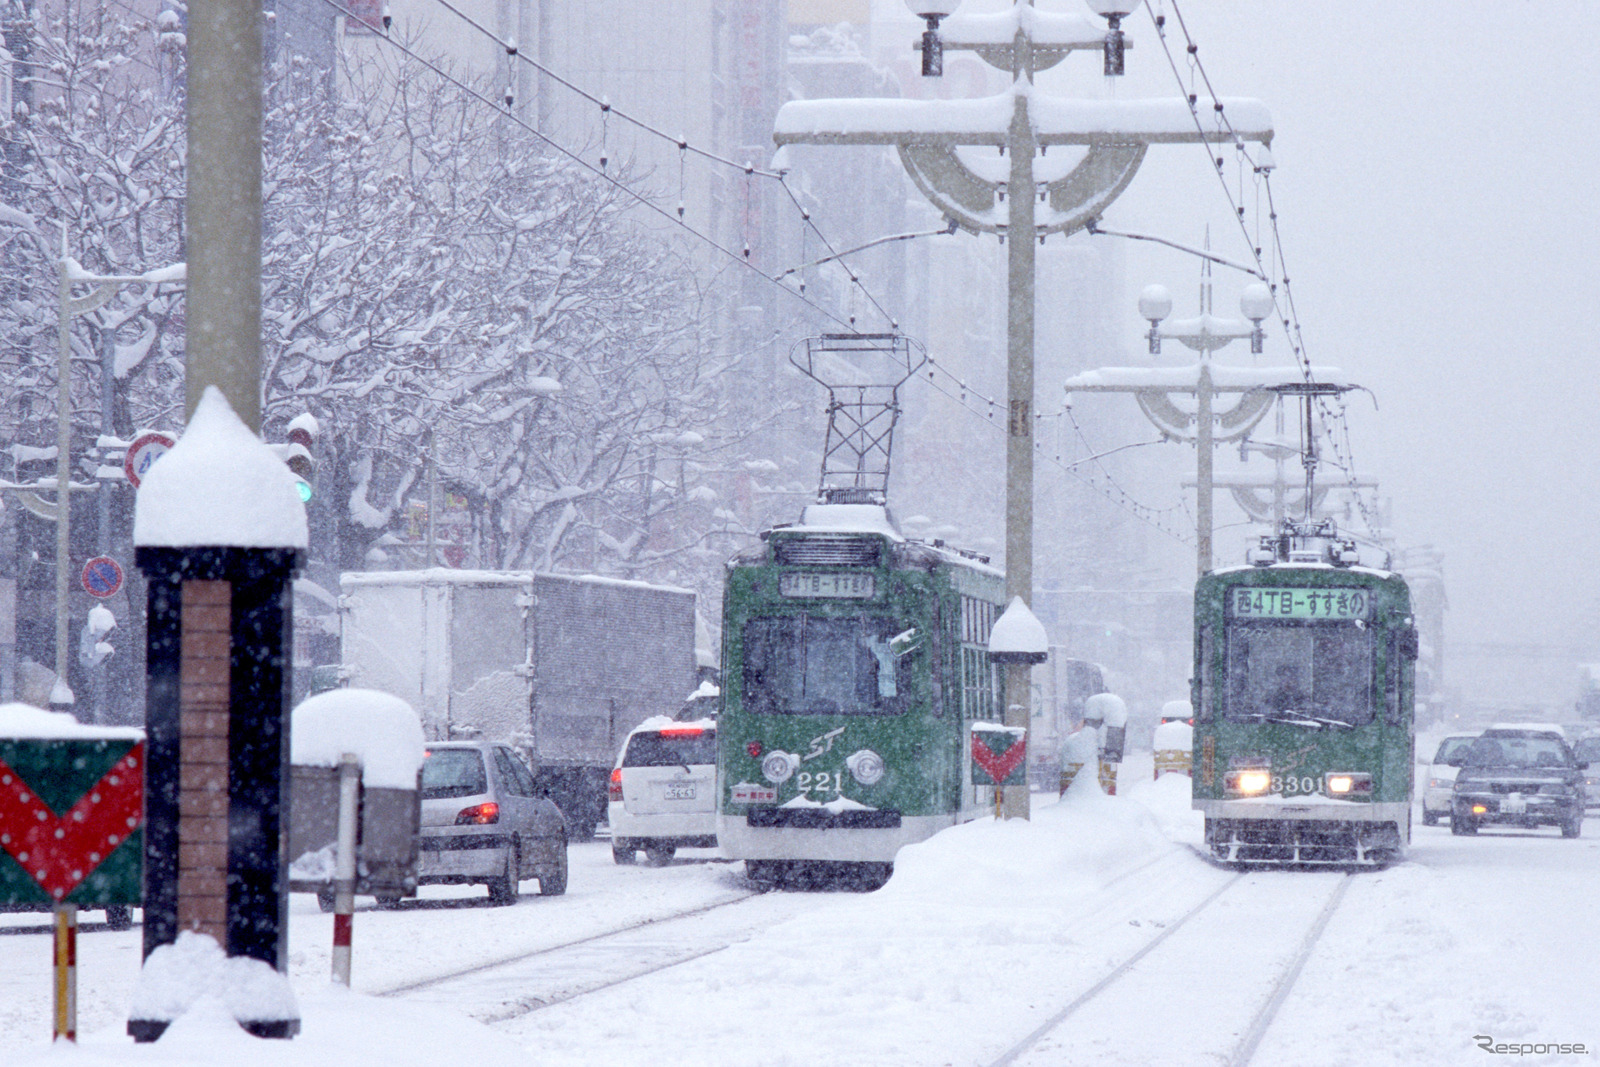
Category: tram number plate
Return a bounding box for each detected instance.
[663,783,697,801]
[1229,587,1369,620]
[1502,792,1526,814]
[780,573,876,599]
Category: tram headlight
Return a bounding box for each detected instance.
[1323,772,1373,797]
[846,749,886,786]
[761,751,798,784]
[1227,768,1272,796]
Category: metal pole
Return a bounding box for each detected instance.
[1001,31,1036,822]
[426,435,438,569]
[54,245,74,706]
[1196,359,1213,576]
[331,753,359,986]
[185,0,263,429]
[53,903,77,1042]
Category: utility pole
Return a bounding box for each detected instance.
[774,0,1272,817]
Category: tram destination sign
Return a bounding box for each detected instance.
[1229,587,1370,621]
[779,573,876,599]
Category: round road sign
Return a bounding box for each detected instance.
[124,431,176,489]
[82,556,124,599]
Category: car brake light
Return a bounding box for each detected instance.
[659,726,704,737]
[456,801,499,825]
[609,768,623,802]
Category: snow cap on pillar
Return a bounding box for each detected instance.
[133,386,309,549]
[988,596,1048,665]
[1084,692,1127,728]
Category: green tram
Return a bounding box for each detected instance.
[1192,532,1420,865]
[716,503,1006,889]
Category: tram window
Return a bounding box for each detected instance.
[1196,626,1214,721]
[1384,632,1403,724]
[742,615,921,715]
[1224,624,1374,726]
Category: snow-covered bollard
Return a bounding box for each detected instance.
[1153,718,1194,778]
[1084,692,1128,796]
[1058,724,1099,795]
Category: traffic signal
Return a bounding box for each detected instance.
[284,413,318,503]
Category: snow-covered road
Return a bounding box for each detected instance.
[3,773,1596,1066]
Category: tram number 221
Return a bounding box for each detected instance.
[1273,775,1318,795]
[795,771,844,796]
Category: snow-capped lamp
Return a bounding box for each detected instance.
[1240,282,1274,355]
[1086,0,1134,76]
[906,0,960,77]
[1139,283,1172,355]
[988,596,1049,666]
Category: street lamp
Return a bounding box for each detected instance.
[906,0,960,77]
[1086,0,1134,75]
[51,247,185,708]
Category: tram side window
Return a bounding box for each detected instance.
[1384,631,1403,724]
[742,616,919,715]
[1224,624,1375,726]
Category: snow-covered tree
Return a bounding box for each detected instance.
[0,0,186,448]
[259,44,767,588]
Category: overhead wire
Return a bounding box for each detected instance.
[1143,0,1379,536]
[315,0,1206,536]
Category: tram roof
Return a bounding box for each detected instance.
[1210,561,1400,581]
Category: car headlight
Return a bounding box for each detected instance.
[1226,768,1272,796]
[761,751,798,784]
[1427,777,1451,790]
[1324,772,1373,796]
[845,749,885,786]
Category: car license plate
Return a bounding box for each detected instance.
[1502,792,1527,814]
[664,784,696,801]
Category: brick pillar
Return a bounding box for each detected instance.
[132,547,300,1041]
[177,581,230,941]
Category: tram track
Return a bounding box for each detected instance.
[986,868,1354,1067]
[376,886,811,1023]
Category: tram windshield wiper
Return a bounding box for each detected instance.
[1266,708,1356,730]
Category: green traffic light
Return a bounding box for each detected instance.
[297,479,312,503]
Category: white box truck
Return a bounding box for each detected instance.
[338,569,698,840]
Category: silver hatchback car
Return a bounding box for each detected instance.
[419,741,568,903]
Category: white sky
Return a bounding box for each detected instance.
[1053,2,1600,696]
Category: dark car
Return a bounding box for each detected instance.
[1450,728,1588,838]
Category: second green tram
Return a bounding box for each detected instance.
[1192,533,1419,865]
[716,504,1006,889]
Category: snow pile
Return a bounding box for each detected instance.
[133,386,308,548]
[0,703,142,740]
[512,787,1188,1066]
[36,940,527,1067]
[1122,770,1205,847]
[127,932,298,1027]
[291,689,425,790]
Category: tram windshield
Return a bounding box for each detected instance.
[741,615,921,715]
[1224,623,1374,727]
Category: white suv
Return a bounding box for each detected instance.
[608,719,717,865]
